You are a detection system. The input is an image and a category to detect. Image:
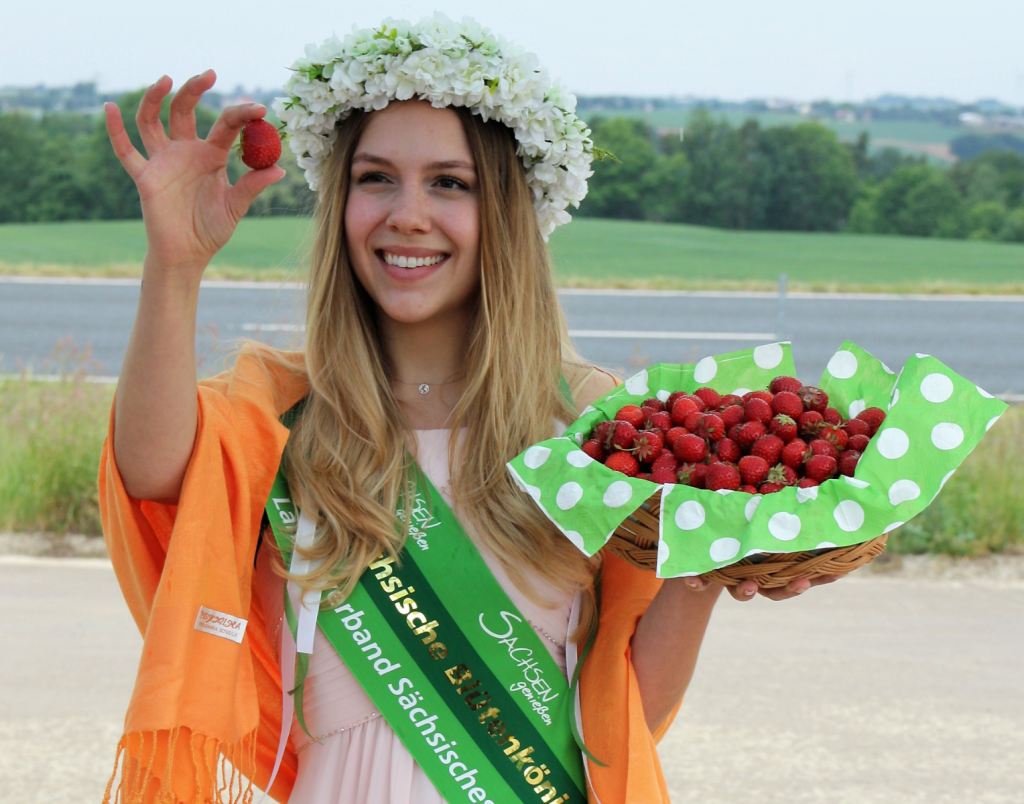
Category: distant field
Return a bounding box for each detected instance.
[2,217,1023,293]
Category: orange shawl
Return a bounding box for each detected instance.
[98,346,680,803]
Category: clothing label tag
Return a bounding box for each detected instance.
[194,605,248,644]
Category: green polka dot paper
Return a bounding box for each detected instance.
[510,340,1008,579]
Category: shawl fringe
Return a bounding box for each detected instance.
[101,726,260,804]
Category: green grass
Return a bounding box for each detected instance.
[2,217,1023,293]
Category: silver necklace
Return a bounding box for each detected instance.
[391,373,461,395]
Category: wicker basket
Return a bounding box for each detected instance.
[604,489,888,587]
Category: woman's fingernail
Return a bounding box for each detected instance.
[686,579,700,590]
[793,586,807,595]
[743,587,756,596]
[252,103,266,110]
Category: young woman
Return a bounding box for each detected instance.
[99,16,838,804]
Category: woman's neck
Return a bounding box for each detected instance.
[379,306,473,429]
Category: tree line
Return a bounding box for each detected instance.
[2,96,1023,243]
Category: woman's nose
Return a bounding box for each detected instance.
[386,181,432,234]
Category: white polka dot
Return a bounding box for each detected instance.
[753,343,784,369]
[656,389,671,403]
[625,369,649,396]
[986,415,1002,432]
[796,486,819,503]
[716,489,735,496]
[709,538,741,563]
[843,475,870,489]
[827,350,858,380]
[888,479,921,506]
[524,446,552,469]
[694,357,717,383]
[744,495,762,522]
[884,522,905,533]
[931,422,964,451]
[581,405,596,415]
[656,533,671,569]
[815,542,837,549]
[603,481,633,508]
[675,500,706,530]
[888,389,900,410]
[732,387,751,397]
[848,399,866,419]
[556,482,583,510]
[940,470,955,490]
[574,433,584,445]
[920,373,954,404]
[768,512,802,541]
[563,530,586,552]
[834,500,865,532]
[977,385,994,399]
[566,450,594,468]
[881,362,896,375]
[877,428,910,459]
[915,353,930,359]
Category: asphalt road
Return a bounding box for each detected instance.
[1,278,1023,395]
[1,556,1021,804]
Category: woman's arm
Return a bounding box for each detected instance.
[104,71,284,501]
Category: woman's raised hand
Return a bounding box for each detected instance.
[103,69,285,278]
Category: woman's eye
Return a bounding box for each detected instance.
[356,172,387,184]
[437,176,468,190]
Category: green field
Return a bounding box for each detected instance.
[2,217,1023,293]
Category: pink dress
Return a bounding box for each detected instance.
[254,429,576,804]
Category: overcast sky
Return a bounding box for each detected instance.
[6,1,1023,104]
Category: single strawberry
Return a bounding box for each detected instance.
[819,425,849,451]
[797,477,819,488]
[665,426,689,448]
[676,463,707,488]
[581,439,606,462]
[238,118,282,170]
[671,397,700,426]
[740,484,759,494]
[693,387,721,409]
[641,397,665,413]
[695,413,726,441]
[736,420,767,447]
[651,453,679,473]
[681,393,707,412]
[771,391,804,420]
[648,411,672,432]
[615,405,646,429]
[856,407,887,435]
[823,407,842,426]
[666,391,688,411]
[744,390,775,405]
[744,398,773,425]
[683,411,703,432]
[650,465,678,484]
[727,423,745,442]
[673,433,707,463]
[769,376,803,395]
[706,463,742,491]
[714,437,742,463]
[720,404,746,428]
[717,394,744,409]
[842,418,871,438]
[797,385,829,413]
[634,429,664,462]
[608,421,639,451]
[767,463,799,486]
[769,414,798,443]
[592,420,612,447]
[781,438,810,469]
[798,410,825,438]
[809,438,840,461]
[605,451,639,476]
[848,433,870,452]
[759,482,784,494]
[751,434,784,466]
[738,455,770,486]
[805,454,838,482]
[640,405,660,424]
[838,450,861,477]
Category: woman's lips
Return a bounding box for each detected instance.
[375,250,450,281]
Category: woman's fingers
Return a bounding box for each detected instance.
[104,102,147,181]
[206,102,268,152]
[169,69,215,141]
[135,76,172,157]
[226,164,287,223]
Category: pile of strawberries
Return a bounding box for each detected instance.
[582,377,887,494]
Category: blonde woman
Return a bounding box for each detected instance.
[99,16,834,804]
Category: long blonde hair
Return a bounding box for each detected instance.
[255,102,601,641]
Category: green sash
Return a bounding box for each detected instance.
[265,463,588,804]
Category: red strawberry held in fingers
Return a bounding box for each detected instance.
[238,119,282,170]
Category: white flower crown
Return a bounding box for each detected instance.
[271,12,607,240]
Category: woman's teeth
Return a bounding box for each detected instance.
[381,251,447,268]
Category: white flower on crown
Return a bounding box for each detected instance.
[273,11,599,240]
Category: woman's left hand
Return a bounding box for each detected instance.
[682,573,847,601]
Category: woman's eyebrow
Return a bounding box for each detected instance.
[351,153,476,171]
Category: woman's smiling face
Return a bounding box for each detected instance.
[345,99,482,327]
